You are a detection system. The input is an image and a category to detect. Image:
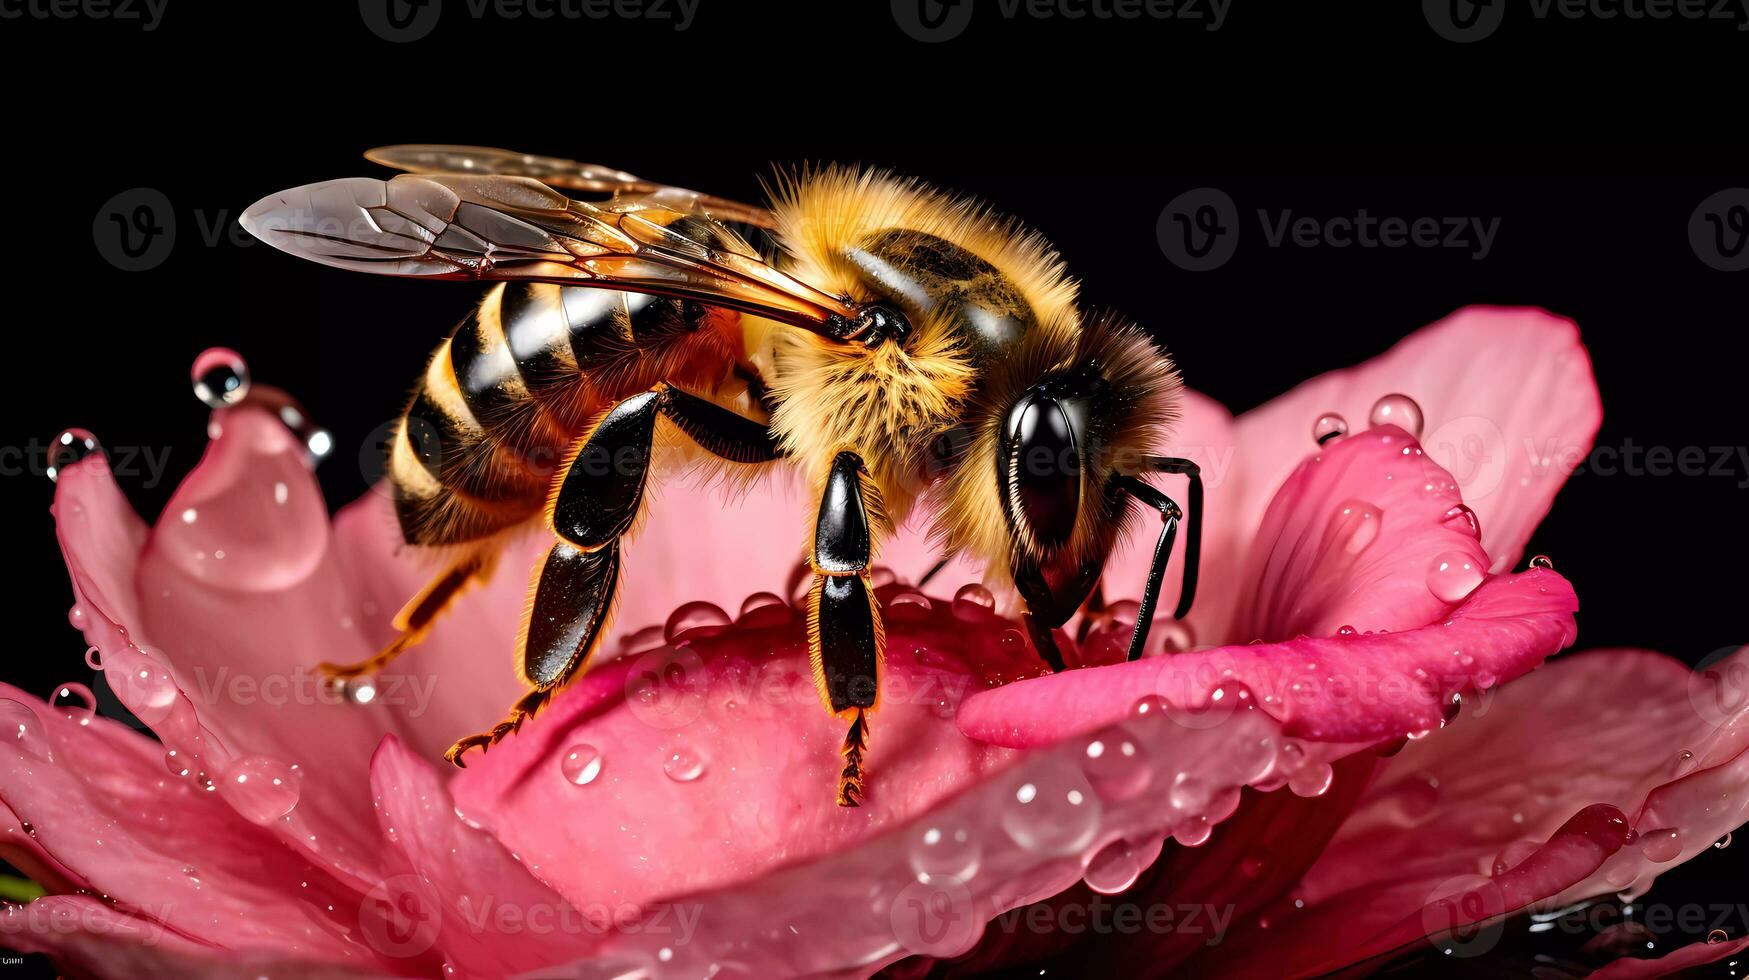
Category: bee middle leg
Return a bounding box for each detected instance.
[806,451,885,807]
[316,552,493,681]
[445,384,779,766]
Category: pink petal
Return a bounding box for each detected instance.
[1193,646,1749,977]
[1232,305,1601,575]
[0,896,393,980]
[365,736,598,974]
[959,428,1578,749]
[0,685,381,966]
[1586,935,1749,978]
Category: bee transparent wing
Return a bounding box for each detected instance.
[363,144,778,229]
[240,173,857,333]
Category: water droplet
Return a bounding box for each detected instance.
[1639,827,1682,863]
[217,756,301,825]
[47,429,102,482]
[1001,766,1100,856]
[662,743,708,783]
[1426,551,1484,603]
[1157,620,1195,654]
[1336,624,1357,637]
[664,602,730,644]
[1331,500,1382,555]
[1441,504,1481,539]
[344,677,378,705]
[1442,692,1463,725]
[1169,773,1212,812]
[737,591,788,620]
[50,683,96,725]
[1673,749,1696,776]
[1709,929,1729,944]
[560,744,603,786]
[83,646,103,671]
[67,604,89,630]
[909,820,981,880]
[1288,763,1334,798]
[1081,728,1151,802]
[165,749,190,777]
[887,590,933,620]
[1369,393,1424,438]
[952,584,996,621]
[191,348,251,408]
[115,662,178,725]
[997,629,1029,657]
[1083,839,1141,895]
[1528,554,1554,570]
[1131,694,1169,719]
[0,700,51,762]
[1313,413,1348,446]
[1715,832,1733,850]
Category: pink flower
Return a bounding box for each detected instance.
[7,306,1747,978]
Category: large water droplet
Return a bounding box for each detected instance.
[1528,554,1554,570]
[1441,504,1481,539]
[1639,827,1682,863]
[1426,551,1484,603]
[191,348,251,408]
[1001,767,1100,856]
[561,744,603,786]
[887,590,933,621]
[47,429,102,482]
[909,820,981,881]
[1708,929,1728,944]
[1331,500,1382,555]
[662,743,708,783]
[0,700,51,762]
[114,661,178,725]
[50,683,96,725]
[1081,727,1152,802]
[1312,413,1348,447]
[737,592,792,629]
[664,602,730,644]
[1083,839,1142,895]
[217,756,301,825]
[344,676,377,705]
[1169,773,1212,812]
[952,584,996,621]
[1369,393,1424,438]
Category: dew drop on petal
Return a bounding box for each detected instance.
[344,677,378,705]
[0,700,51,762]
[47,429,102,483]
[1715,832,1733,850]
[1081,728,1151,802]
[50,683,96,725]
[1427,551,1484,603]
[1441,504,1481,539]
[1673,749,1695,776]
[67,604,88,630]
[662,743,708,783]
[1288,763,1335,798]
[83,647,103,671]
[1083,839,1142,895]
[909,820,981,881]
[1639,827,1682,863]
[1001,767,1100,855]
[1331,500,1382,556]
[952,584,996,621]
[116,662,178,725]
[1336,624,1357,637]
[664,602,730,644]
[1709,929,1728,944]
[164,749,190,777]
[1157,620,1195,654]
[736,592,792,629]
[886,590,933,621]
[560,744,603,786]
[191,348,251,408]
[218,756,301,825]
[1369,393,1424,438]
[1169,773,1212,812]
[1313,413,1348,446]
[1528,554,1554,570]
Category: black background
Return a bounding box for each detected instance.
[0,1,1745,976]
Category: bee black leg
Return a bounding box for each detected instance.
[446,384,778,766]
[319,551,493,682]
[806,451,885,807]
[1114,456,1202,662]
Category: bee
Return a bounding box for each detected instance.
[241,146,1202,807]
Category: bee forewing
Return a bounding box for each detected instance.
[364,143,778,229]
[241,173,856,329]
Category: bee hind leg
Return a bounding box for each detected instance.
[318,554,492,681]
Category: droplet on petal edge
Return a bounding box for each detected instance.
[47,428,102,483]
[1369,393,1424,439]
[191,347,251,408]
[1427,551,1484,603]
[952,584,997,621]
[1312,412,1348,446]
[664,602,731,644]
[216,755,301,826]
[1528,554,1554,570]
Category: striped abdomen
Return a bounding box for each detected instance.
[389,282,743,548]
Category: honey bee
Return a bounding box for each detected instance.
[241,146,1202,806]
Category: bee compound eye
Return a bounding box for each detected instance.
[1001,392,1081,548]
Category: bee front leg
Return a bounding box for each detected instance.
[1113,455,1203,662]
[806,451,885,808]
